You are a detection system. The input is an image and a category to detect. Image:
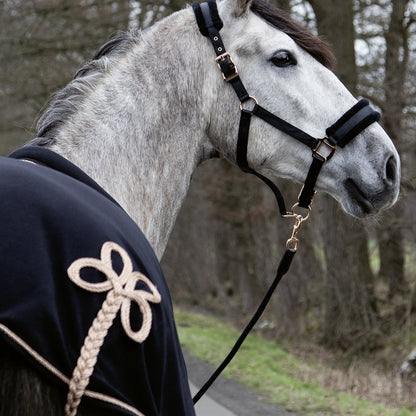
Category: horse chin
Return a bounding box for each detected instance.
[342,179,378,218]
[339,178,399,218]
[340,199,378,219]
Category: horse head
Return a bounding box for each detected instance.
[204,0,400,218]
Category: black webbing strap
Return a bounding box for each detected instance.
[298,99,380,208]
[252,105,319,150]
[237,109,288,215]
[298,156,324,208]
[193,1,250,102]
[192,248,296,404]
[326,99,380,147]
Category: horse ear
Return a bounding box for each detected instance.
[235,0,252,16]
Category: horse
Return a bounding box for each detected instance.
[0,0,400,415]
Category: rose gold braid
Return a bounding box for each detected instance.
[64,290,122,416]
[64,242,161,416]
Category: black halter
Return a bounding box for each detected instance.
[193,0,380,216]
[191,0,380,404]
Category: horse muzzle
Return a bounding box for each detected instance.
[343,152,400,217]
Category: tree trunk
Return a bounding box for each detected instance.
[320,200,379,350]
[309,0,379,351]
[309,0,357,90]
[377,0,409,300]
[0,0,132,155]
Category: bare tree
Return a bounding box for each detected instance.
[307,0,380,351]
[377,0,411,301]
[0,0,131,155]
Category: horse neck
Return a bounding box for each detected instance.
[44,9,218,259]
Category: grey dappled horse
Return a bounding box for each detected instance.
[0,0,400,414]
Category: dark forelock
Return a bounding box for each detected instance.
[250,0,336,69]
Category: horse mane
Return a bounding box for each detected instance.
[74,31,141,79]
[251,0,335,69]
[32,0,334,146]
[33,30,142,146]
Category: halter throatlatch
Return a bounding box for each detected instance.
[192,0,380,405]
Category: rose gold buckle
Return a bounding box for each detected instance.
[215,52,239,82]
[313,138,337,162]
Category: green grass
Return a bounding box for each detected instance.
[175,309,415,416]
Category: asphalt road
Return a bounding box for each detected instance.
[190,382,235,416]
[184,352,297,416]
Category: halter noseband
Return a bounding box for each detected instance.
[193,0,380,216]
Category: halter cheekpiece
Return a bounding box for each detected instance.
[192,0,381,404]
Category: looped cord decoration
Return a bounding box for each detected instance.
[64,241,161,416]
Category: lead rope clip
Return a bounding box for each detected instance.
[283,201,312,250]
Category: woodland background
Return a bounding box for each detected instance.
[1,0,415,371]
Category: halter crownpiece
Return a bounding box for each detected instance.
[193,0,380,214]
[192,0,381,404]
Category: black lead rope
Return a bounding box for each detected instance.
[192,0,380,405]
[192,248,296,404]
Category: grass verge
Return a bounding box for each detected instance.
[175,309,415,416]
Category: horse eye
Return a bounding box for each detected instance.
[271,50,297,67]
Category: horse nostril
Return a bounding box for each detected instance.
[385,155,397,187]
